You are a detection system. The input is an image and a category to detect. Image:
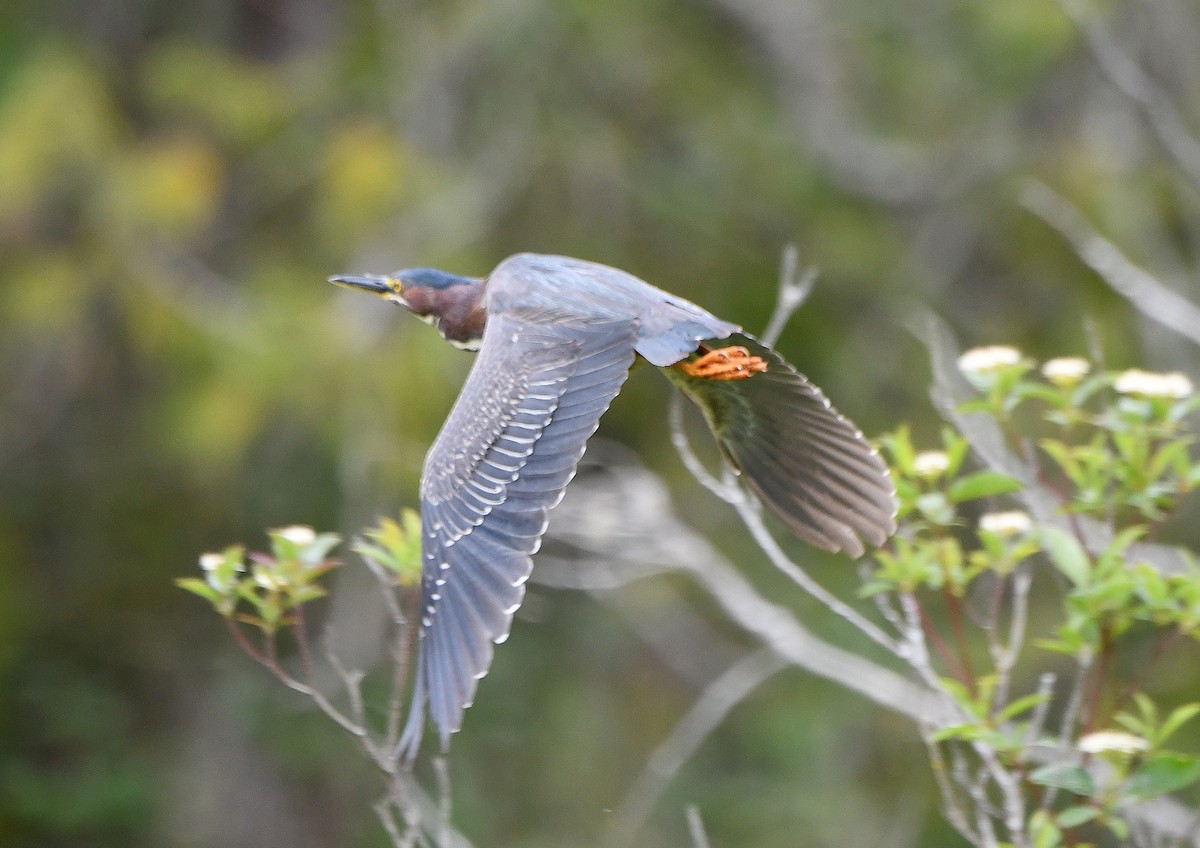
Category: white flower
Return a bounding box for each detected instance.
[253,567,282,591]
[199,552,224,572]
[913,450,951,478]
[1042,357,1090,387]
[275,525,317,545]
[1078,730,1149,755]
[958,346,1023,376]
[979,511,1032,538]
[1113,369,1194,399]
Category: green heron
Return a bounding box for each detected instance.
[330,253,896,759]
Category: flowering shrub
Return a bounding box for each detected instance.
[873,347,1200,847]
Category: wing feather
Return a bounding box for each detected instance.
[398,312,637,760]
[665,332,896,558]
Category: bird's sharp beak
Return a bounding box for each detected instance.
[327,274,397,297]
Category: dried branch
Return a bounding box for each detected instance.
[1056,0,1200,194]
[544,458,946,725]
[731,494,905,656]
[1020,181,1200,348]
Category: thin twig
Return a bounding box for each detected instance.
[944,588,977,692]
[972,744,1027,848]
[228,618,368,740]
[734,497,904,655]
[898,592,947,691]
[364,556,415,753]
[992,565,1033,712]
[760,244,817,348]
[1023,674,1057,749]
[684,805,713,848]
[291,604,318,685]
[1083,627,1114,735]
[966,759,1000,848]
[374,797,408,848]
[668,395,742,504]
[324,639,374,756]
[916,598,970,687]
[605,649,787,848]
[925,733,979,844]
[434,756,453,848]
[542,458,942,722]
[1043,652,1095,811]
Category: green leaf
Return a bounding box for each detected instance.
[1095,526,1147,577]
[1124,754,1200,799]
[287,585,328,605]
[1041,527,1092,587]
[176,577,222,604]
[947,470,1023,503]
[995,692,1048,723]
[298,532,342,568]
[1055,805,1098,828]
[1071,372,1111,406]
[1148,439,1192,481]
[883,426,915,474]
[1158,703,1200,747]
[1039,439,1080,481]
[1029,763,1095,796]
[942,427,970,476]
[929,723,982,743]
[1029,809,1063,848]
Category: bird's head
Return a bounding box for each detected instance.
[329,267,487,349]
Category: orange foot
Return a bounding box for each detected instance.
[676,346,768,381]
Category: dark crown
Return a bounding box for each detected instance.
[398,267,474,290]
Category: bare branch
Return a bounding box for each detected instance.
[1020,181,1200,348]
[990,565,1033,711]
[1024,674,1057,750]
[1056,0,1200,193]
[546,457,946,724]
[732,496,904,656]
[434,757,454,848]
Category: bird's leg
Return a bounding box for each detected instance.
[675,345,768,381]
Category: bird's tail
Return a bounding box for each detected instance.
[664,333,896,557]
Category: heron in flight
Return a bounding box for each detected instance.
[330,253,895,759]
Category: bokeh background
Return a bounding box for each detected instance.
[3,0,1199,845]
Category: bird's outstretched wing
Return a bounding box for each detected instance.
[665,333,896,557]
[397,310,638,760]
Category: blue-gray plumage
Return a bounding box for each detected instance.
[329,253,897,760]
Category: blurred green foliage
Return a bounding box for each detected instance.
[2,0,1198,845]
